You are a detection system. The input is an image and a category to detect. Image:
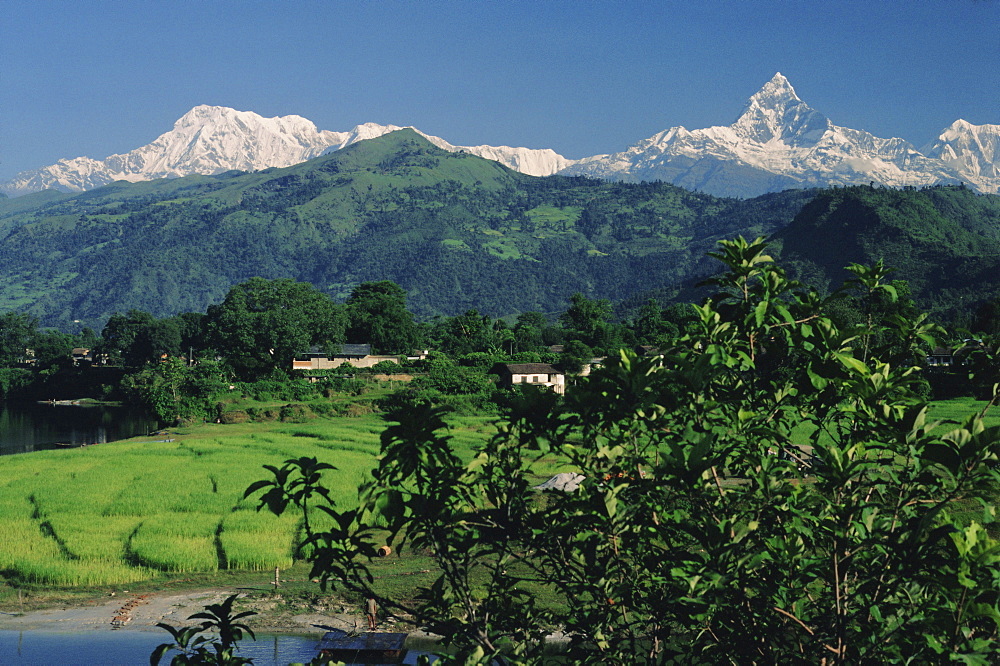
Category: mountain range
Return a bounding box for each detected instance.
[3,74,999,199]
[2,126,1000,331]
[0,130,815,329]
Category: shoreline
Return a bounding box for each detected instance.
[0,588,377,637]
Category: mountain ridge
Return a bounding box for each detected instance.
[562,73,983,197]
[3,74,999,199]
[0,129,814,329]
[1,107,570,197]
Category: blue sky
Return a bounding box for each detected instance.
[2,0,998,181]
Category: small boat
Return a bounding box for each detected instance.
[317,630,407,663]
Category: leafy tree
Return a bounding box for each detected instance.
[436,310,508,356]
[122,357,228,423]
[130,317,183,366]
[100,309,155,366]
[205,278,346,380]
[345,281,421,354]
[30,329,78,368]
[412,353,495,396]
[628,298,682,348]
[559,339,594,375]
[0,311,39,366]
[176,312,208,354]
[250,238,1000,664]
[559,292,626,353]
[559,293,612,340]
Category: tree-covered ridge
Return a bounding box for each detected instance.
[0,130,812,330]
[772,184,1000,315]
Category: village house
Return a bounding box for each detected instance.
[925,340,984,369]
[71,347,93,366]
[491,362,566,394]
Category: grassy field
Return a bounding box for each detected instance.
[0,413,499,592]
[1,396,995,610]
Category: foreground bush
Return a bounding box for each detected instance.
[252,239,1000,664]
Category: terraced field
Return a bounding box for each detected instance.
[0,415,495,587]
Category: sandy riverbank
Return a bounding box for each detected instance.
[0,589,367,636]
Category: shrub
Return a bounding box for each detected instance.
[219,410,249,424]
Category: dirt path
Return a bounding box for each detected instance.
[0,589,362,635]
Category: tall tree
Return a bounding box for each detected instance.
[0,312,38,366]
[100,310,155,366]
[206,278,346,379]
[345,281,421,354]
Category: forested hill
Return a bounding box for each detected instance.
[770,185,1000,315]
[0,129,813,330]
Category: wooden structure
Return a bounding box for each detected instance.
[317,631,408,663]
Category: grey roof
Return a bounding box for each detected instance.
[337,343,372,356]
[499,363,561,375]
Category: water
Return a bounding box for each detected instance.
[0,401,159,455]
[0,630,320,665]
[0,629,435,665]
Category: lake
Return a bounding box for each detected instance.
[0,401,159,455]
[0,629,437,665]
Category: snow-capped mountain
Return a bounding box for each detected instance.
[3,75,999,199]
[561,73,970,198]
[0,107,570,197]
[921,119,1000,195]
[2,106,348,196]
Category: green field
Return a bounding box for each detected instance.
[1,397,994,592]
[0,415,497,588]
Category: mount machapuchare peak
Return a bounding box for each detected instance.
[562,72,976,197]
[731,72,831,146]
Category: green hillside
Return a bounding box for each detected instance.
[771,185,1000,315]
[0,130,812,329]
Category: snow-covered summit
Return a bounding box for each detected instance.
[730,72,831,146]
[560,73,966,197]
[1,107,571,197]
[0,106,348,196]
[3,77,998,199]
[921,119,1000,194]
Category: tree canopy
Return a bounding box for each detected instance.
[345,280,422,354]
[206,277,346,380]
[250,237,1000,664]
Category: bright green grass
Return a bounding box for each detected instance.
[927,396,1000,428]
[0,414,493,587]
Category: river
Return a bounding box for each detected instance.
[0,401,159,455]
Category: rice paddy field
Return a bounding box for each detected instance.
[1,397,995,592]
[0,414,498,588]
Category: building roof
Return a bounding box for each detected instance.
[337,343,372,356]
[301,343,372,358]
[494,363,562,375]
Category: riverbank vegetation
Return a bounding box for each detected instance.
[251,239,1000,663]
